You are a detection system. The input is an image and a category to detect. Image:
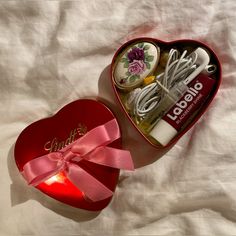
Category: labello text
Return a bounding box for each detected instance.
[167,82,203,121]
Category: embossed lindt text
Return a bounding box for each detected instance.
[44,123,87,153]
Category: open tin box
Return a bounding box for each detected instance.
[111,38,222,149]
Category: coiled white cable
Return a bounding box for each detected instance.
[132,49,198,123]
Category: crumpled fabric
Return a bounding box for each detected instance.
[1,1,236,235]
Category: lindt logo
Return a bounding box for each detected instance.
[167,81,203,121]
[44,123,87,153]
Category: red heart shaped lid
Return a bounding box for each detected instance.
[14,99,123,211]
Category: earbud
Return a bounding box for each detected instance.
[203,64,217,75]
[183,47,210,85]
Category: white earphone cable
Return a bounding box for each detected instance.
[133,49,198,122]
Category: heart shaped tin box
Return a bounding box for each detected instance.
[111,37,221,148]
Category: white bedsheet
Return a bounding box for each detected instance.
[1,1,236,235]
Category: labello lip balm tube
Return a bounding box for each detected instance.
[149,74,216,146]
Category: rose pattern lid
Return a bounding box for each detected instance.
[113,42,160,90]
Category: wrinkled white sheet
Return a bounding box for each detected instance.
[1,1,236,235]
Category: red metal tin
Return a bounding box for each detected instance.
[14,99,121,211]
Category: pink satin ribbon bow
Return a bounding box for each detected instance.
[22,119,134,202]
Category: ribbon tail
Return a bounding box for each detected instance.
[67,163,114,202]
[22,153,62,186]
[77,146,134,171]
